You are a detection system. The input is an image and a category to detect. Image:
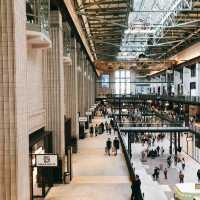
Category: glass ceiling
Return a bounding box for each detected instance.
[117,0,192,60]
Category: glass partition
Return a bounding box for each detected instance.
[26,0,49,35]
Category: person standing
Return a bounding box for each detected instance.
[164,168,168,179]
[90,125,94,137]
[113,137,120,156]
[156,146,160,156]
[131,175,143,200]
[106,138,112,156]
[179,171,184,183]
[197,169,200,182]
[95,124,98,136]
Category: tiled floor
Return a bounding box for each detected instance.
[45,116,131,200]
[123,133,200,200]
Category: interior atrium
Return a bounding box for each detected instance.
[2,0,200,199]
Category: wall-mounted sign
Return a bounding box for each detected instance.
[186,136,192,141]
[36,154,58,167]
[79,117,88,122]
[86,112,92,116]
[90,108,95,111]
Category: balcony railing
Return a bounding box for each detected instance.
[26,0,49,35]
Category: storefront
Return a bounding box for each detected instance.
[29,128,53,199]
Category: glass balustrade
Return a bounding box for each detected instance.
[26,0,49,35]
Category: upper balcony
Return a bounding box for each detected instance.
[63,24,72,65]
[26,0,51,48]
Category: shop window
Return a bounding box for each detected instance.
[191,64,196,77]
[190,82,196,89]
[115,70,130,94]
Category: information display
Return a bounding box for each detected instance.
[79,117,88,122]
[36,154,58,167]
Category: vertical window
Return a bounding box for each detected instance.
[115,70,131,94]
[191,64,196,77]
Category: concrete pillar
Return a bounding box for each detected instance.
[185,104,190,126]
[130,70,136,94]
[0,0,30,199]
[45,11,65,157]
[174,132,177,155]
[183,67,190,96]
[70,36,79,137]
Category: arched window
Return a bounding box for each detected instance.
[115,70,130,94]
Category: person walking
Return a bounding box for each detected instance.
[161,146,164,156]
[113,137,120,156]
[131,175,143,200]
[106,138,112,156]
[181,158,185,170]
[179,171,184,183]
[105,121,109,133]
[167,156,172,168]
[174,155,178,166]
[164,168,168,179]
[95,124,98,136]
[108,124,112,135]
[156,146,160,156]
[90,125,94,137]
[197,169,200,182]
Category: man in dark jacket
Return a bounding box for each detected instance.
[106,138,112,156]
[113,137,120,156]
[131,175,143,200]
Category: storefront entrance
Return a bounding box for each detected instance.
[29,128,53,199]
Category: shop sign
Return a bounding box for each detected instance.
[36,154,58,167]
[86,112,92,116]
[90,107,95,111]
[186,136,192,141]
[195,184,200,189]
[79,117,88,122]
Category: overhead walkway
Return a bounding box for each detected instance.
[119,126,189,133]
[45,117,131,200]
[96,94,200,105]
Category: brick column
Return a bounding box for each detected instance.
[0,0,29,199]
[45,11,65,158]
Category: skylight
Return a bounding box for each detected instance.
[117,0,192,60]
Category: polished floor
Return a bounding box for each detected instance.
[45,116,131,200]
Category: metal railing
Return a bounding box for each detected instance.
[26,0,49,35]
[97,94,200,105]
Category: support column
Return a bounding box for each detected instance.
[128,132,132,158]
[178,132,181,151]
[170,132,173,154]
[45,11,65,158]
[185,104,190,127]
[174,132,177,155]
[71,36,79,137]
[0,0,29,199]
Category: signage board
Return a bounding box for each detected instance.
[89,108,95,111]
[36,154,58,167]
[195,184,200,190]
[86,112,92,116]
[186,136,192,141]
[79,117,88,122]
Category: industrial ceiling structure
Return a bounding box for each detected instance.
[74,0,200,73]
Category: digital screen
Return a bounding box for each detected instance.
[101,74,109,88]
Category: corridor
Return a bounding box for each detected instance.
[45,117,131,200]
